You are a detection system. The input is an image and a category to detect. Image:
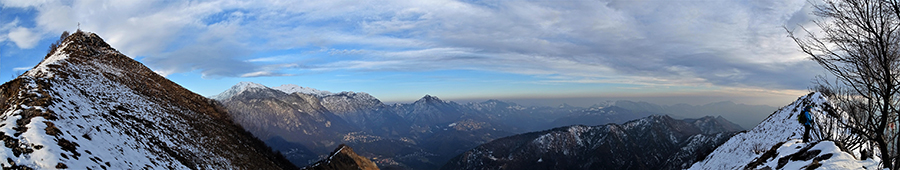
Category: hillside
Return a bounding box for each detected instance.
[302,144,380,170]
[441,115,740,170]
[688,92,879,169]
[0,31,296,169]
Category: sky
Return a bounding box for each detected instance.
[0,0,827,107]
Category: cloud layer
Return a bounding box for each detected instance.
[1,0,821,93]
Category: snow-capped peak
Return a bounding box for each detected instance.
[271,84,333,97]
[239,81,267,89]
[24,31,123,79]
[210,81,269,100]
[416,94,442,103]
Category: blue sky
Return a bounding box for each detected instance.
[0,0,825,106]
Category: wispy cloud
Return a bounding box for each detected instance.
[7,27,39,49]
[12,67,31,71]
[0,0,822,93]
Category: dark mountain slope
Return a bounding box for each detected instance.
[442,115,739,170]
[319,91,412,138]
[302,144,380,170]
[0,31,295,169]
[549,106,655,128]
[216,82,358,166]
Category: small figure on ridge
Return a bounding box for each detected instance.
[799,105,814,142]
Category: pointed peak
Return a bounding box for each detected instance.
[416,94,442,103]
[237,81,267,89]
[64,30,111,48]
[24,30,125,78]
[210,82,270,100]
[648,114,673,119]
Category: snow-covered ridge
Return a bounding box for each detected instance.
[688,92,872,169]
[209,81,268,100]
[212,82,371,101]
[273,84,333,97]
[0,31,293,169]
[24,41,72,78]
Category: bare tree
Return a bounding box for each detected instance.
[48,31,70,55]
[788,0,900,168]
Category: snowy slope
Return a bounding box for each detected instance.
[273,84,334,97]
[209,81,269,100]
[0,31,294,169]
[689,92,877,169]
[743,139,878,169]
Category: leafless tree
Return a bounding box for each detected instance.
[48,31,70,55]
[789,0,900,168]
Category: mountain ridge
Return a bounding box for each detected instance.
[688,92,879,169]
[0,31,296,169]
[211,81,753,169]
[440,114,740,170]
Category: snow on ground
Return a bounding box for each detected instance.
[0,32,229,169]
[273,84,334,97]
[748,140,878,170]
[1,57,196,169]
[210,81,270,100]
[689,92,879,169]
[24,41,71,78]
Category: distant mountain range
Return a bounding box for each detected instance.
[214,83,516,169]
[0,30,812,170]
[441,115,740,170]
[212,81,751,169]
[608,100,774,129]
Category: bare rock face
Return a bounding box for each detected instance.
[0,31,296,169]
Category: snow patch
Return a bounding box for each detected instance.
[24,41,71,78]
[749,140,878,169]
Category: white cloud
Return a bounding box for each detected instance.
[246,56,287,63]
[2,0,823,91]
[240,71,293,77]
[7,27,39,49]
[0,0,52,8]
[0,18,19,42]
[12,67,30,71]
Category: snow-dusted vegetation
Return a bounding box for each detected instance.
[0,31,294,169]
